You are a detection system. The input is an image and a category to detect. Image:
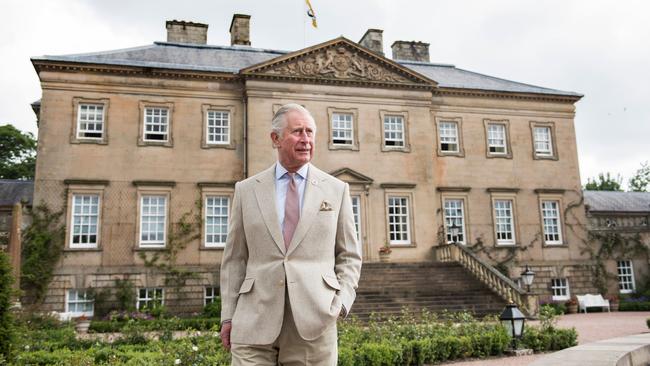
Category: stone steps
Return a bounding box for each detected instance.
[348,261,508,320]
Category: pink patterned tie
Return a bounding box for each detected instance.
[283,173,300,250]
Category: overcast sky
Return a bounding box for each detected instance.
[1,0,648,188]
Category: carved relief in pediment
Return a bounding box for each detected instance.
[261,45,412,84]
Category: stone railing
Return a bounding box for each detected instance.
[434,242,539,316]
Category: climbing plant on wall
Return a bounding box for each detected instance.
[21,203,65,304]
[138,199,203,306]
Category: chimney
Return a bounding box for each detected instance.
[166,20,208,45]
[391,41,430,62]
[359,29,384,56]
[230,14,251,46]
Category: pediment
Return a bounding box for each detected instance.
[329,167,374,185]
[241,37,436,89]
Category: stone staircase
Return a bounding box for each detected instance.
[349,261,508,321]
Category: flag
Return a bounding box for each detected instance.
[305,0,318,28]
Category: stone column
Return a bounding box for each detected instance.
[8,202,22,304]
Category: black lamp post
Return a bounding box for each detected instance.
[500,301,526,350]
[520,265,535,292]
[449,222,461,244]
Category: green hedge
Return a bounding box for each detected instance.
[13,312,578,366]
[521,327,578,352]
[89,317,220,333]
[620,301,650,311]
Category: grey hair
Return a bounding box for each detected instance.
[271,103,317,137]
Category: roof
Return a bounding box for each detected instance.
[32,41,581,97]
[0,180,34,207]
[32,42,288,74]
[584,191,650,213]
[401,60,581,97]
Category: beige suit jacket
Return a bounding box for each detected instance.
[220,164,362,345]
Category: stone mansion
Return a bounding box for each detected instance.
[29,15,632,316]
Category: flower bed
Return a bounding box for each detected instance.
[89,317,220,333]
[9,311,577,365]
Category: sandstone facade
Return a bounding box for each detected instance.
[30,15,610,315]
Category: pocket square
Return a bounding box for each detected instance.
[319,200,333,211]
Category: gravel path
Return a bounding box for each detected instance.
[437,311,650,366]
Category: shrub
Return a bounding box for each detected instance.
[521,326,578,352]
[620,301,650,311]
[89,316,220,333]
[15,310,62,330]
[543,302,566,315]
[539,304,559,331]
[0,251,15,360]
[203,298,221,318]
[114,279,136,312]
[355,342,403,366]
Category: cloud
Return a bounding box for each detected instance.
[1,0,648,187]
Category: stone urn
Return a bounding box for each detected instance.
[75,316,91,334]
[378,246,392,263]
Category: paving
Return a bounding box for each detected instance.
[438,311,650,366]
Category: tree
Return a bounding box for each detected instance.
[585,172,623,191]
[0,251,15,360]
[629,161,650,192]
[0,124,36,180]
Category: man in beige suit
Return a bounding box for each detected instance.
[220,104,362,365]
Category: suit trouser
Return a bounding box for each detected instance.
[230,287,338,366]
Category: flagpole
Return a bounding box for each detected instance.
[303,0,306,47]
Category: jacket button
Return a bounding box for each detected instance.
[279,280,284,286]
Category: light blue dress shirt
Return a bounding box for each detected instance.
[275,162,309,230]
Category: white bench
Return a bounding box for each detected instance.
[577,294,610,313]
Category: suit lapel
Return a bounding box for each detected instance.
[286,166,326,256]
[253,165,286,255]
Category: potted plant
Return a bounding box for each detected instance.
[607,295,619,311]
[74,314,91,334]
[378,245,392,263]
[565,297,578,314]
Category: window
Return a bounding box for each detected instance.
[139,195,167,247]
[493,199,515,245]
[551,278,570,301]
[541,200,563,244]
[380,110,410,152]
[617,260,635,294]
[205,196,229,247]
[137,288,164,310]
[444,199,466,244]
[331,113,354,146]
[384,115,405,147]
[206,110,230,144]
[205,286,219,305]
[351,195,361,243]
[530,122,557,159]
[533,126,552,156]
[487,123,507,154]
[70,194,100,248]
[143,107,169,141]
[77,104,104,139]
[71,98,109,144]
[387,196,411,245]
[66,290,94,316]
[439,121,459,153]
